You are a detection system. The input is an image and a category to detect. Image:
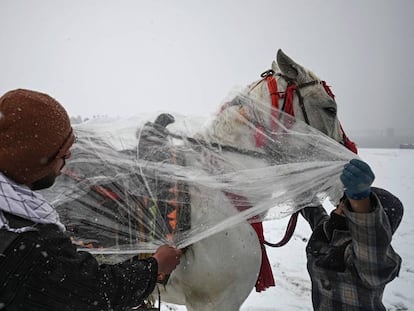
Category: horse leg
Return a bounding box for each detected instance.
[159,221,261,311]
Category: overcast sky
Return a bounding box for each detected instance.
[1,0,413,135]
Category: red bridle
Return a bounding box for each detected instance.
[253,69,358,154]
[250,69,358,248]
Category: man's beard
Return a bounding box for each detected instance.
[31,174,57,190]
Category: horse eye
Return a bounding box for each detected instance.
[324,107,337,116]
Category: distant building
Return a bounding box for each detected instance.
[400,143,414,149]
[349,127,414,148]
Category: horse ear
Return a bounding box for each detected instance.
[271,60,279,72]
[276,49,307,82]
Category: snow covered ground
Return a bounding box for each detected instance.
[160,148,414,310]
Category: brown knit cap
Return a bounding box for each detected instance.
[0,89,74,185]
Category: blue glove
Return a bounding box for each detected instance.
[340,159,375,200]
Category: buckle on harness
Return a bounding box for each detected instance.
[260,69,275,78]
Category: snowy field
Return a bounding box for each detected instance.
[160,148,414,310]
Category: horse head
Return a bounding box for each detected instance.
[205,49,353,159]
[255,49,345,142]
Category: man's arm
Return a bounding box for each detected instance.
[344,192,402,288]
[96,255,159,308]
[340,159,402,287]
[300,205,329,231]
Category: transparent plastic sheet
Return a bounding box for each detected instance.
[41,90,356,256]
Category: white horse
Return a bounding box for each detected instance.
[156,49,349,311]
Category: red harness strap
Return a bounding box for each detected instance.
[259,78,301,250]
[250,74,358,292]
[266,75,281,133]
[284,83,296,116]
[249,74,298,292]
[255,76,279,148]
[249,75,296,292]
[218,74,357,292]
[252,75,301,291]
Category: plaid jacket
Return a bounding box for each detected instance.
[301,188,402,310]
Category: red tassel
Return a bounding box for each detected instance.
[284,84,296,116]
[251,222,275,292]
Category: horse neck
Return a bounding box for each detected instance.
[197,105,258,151]
[197,73,293,155]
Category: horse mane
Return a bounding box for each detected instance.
[194,92,258,151]
[308,70,319,81]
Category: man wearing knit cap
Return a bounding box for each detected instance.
[0,89,182,310]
